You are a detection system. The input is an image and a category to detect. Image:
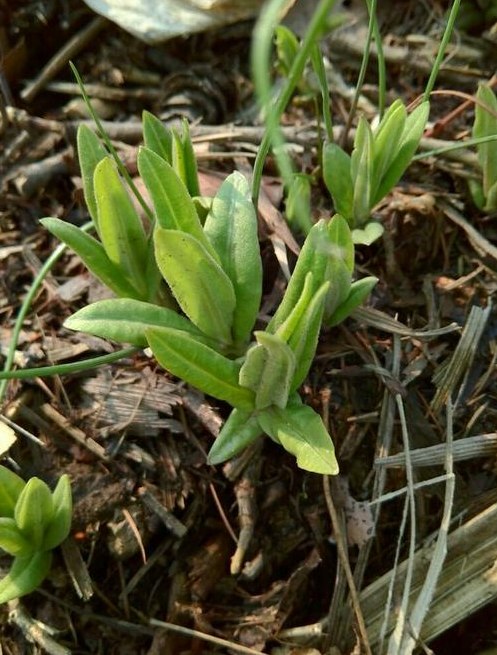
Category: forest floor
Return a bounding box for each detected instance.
[0,1,496,654]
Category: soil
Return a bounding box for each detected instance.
[0,1,496,654]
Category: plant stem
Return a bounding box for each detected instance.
[412,133,497,160]
[423,0,462,102]
[251,0,340,207]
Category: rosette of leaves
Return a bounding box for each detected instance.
[0,467,72,603]
[323,99,430,244]
[469,84,497,212]
[47,113,376,474]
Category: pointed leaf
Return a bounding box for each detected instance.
[286,173,313,233]
[258,404,339,475]
[138,147,217,258]
[239,332,296,410]
[328,276,378,327]
[275,272,314,343]
[0,466,25,518]
[146,327,255,409]
[41,218,143,299]
[289,281,329,391]
[94,157,148,293]
[142,110,172,164]
[324,256,351,319]
[14,478,54,549]
[373,100,406,189]
[0,518,34,557]
[275,24,299,77]
[0,551,52,604]
[351,117,374,226]
[208,408,262,465]
[77,125,108,232]
[154,228,236,342]
[204,171,263,344]
[64,298,217,348]
[373,101,429,204]
[42,475,72,551]
[323,143,354,221]
[268,219,330,333]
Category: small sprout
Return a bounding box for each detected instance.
[0,472,72,604]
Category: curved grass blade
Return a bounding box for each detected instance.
[208,408,262,465]
[65,298,219,349]
[204,171,263,344]
[154,228,236,343]
[258,403,339,475]
[41,218,143,299]
[146,327,255,409]
[0,347,138,380]
[94,157,148,294]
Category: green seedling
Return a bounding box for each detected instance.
[42,110,376,472]
[0,467,72,604]
[469,84,497,212]
[323,99,430,244]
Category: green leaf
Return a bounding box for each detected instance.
[327,213,354,272]
[258,403,339,475]
[351,221,384,245]
[373,101,429,205]
[64,298,216,348]
[0,466,25,517]
[204,171,263,345]
[180,119,200,197]
[327,276,378,327]
[372,100,406,189]
[94,157,148,294]
[474,85,497,198]
[0,551,52,604]
[14,478,54,549]
[42,475,72,551]
[146,327,255,409]
[268,219,330,333]
[77,125,108,232]
[285,173,313,234]
[41,218,143,300]
[207,408,262,465]
[351,117,374,226]
[154,229,236,342]
[484,179,497,212]
[275,25,299,77]
[323,143,354,221]
[289,281,329,392]
[142,110,172,164]
[275,272,315,343]
[138,147,217,259]
[239,332,296,410]
[324,256,351,319]
[0,518,34,557]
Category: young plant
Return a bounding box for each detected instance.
[0,467,72,604]
[323,99,430,244]
[42,110,377,473]
[469,84,497,212]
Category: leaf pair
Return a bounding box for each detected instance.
[208,398,339,476]
[323,100,430,242]
[470,84,497,212]
[0,467,72,604]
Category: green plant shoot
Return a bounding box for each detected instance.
[0,467,72,604]
[469,84,497,212]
